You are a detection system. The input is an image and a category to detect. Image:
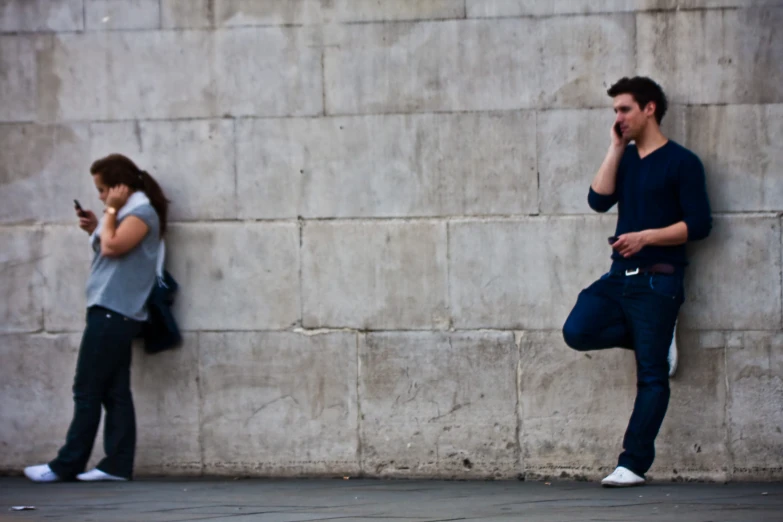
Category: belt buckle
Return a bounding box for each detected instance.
[625,268,640,276]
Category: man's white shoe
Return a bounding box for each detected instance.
[23,464,61,483]
[601,466,645,487]
[76,468,128,482]
[668,321,679,378]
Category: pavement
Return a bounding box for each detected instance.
[0,477,781,522]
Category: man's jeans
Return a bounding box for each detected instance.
[49,306,141,480]
[562,269,683,476]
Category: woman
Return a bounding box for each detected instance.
[24,154,169,482]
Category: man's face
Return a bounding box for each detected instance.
[613,93,655,140]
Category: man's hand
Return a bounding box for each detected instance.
[611,231,648,258]
[77,208,98,235]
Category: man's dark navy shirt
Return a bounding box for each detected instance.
[588,140,712,271]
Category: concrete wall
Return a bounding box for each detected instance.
[1,0,781,481]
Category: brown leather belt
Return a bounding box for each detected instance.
[624,263,675,276]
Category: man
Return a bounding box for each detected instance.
[562,77,712,487]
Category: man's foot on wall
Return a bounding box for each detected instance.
[601,466,646,487]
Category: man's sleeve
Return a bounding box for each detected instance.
[679,155,712,241]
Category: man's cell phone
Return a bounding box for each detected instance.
[74,199,86,217]
[614,123,622,138]
[608,236,619,245]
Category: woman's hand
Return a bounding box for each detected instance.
[106,184,131,211]
[77,208,98,234]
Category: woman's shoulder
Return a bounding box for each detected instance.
[127,203,160,229]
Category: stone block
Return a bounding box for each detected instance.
[326,0,465,23]
[42,225,92,332]
[302,221,449,329]
[517,331,636,480]
[637,8,783,104]
[90,120,237,221]
[0,226,44,333]
[165,223,300,331]
[681,216,781,330]
[359,332,519,478]
[686,104,783,212]
[449,216,615,329]
[214,0,322,26]
[726,332,783,480]
[0,35,36,121]
[324,15,634,114]
[0,0,82,32]
[199,331,359,476]
[161,0,213,29]
[655,330,729,481]
[0,124,93,224]
[467,0,770,18]
[537,106,687,215]
[38,31,216,121]
[85,0,160,31]
[133,333,202,476]
[215,27,322,117]
[236,112,537,219]
[0,333,79,471]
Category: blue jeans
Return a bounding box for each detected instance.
[49,306,141,480]
[562,269,683,476]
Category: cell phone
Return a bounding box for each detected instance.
[74,199,86,217]
[614,123,622,138]
[608,236,619,245]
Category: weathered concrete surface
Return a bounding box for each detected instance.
[686,104,783,212]
[132,333,202,476]
[467,0,775,17]
[237,112,536,219]
[0,0,83,33]
[0,123,93,224]
[359,332,519,478]
[637,8,783,104]
[325,15,634,114]
[0,333,79,471]
[726,331,783,480]
[2,479,783,522]
[302,221,449,329]
[42,225,92,332]
[199,331,359,476]
[162,0,466,28]
[0,36,37,122]
[518,331,636,480]
[0,227,44,333]
[681,215,781,330]
[166,223,300,331]
[85,0,161,31]
[449,216,615,329]
[91,120,237,221]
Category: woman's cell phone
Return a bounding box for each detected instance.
[74,199,86,216]
[608,236,619,245]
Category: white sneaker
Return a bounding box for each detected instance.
[23,464,61,483]
[601,466,645,487]
[76,468,128,482]
[668,320,678,378]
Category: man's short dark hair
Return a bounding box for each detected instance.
[607,76,668,124]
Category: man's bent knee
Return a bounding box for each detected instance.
[562,320,593,351]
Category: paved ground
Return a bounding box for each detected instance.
[1,477,781,522]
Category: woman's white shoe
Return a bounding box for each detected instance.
[23,464,61,483]
[76,468,128,482]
